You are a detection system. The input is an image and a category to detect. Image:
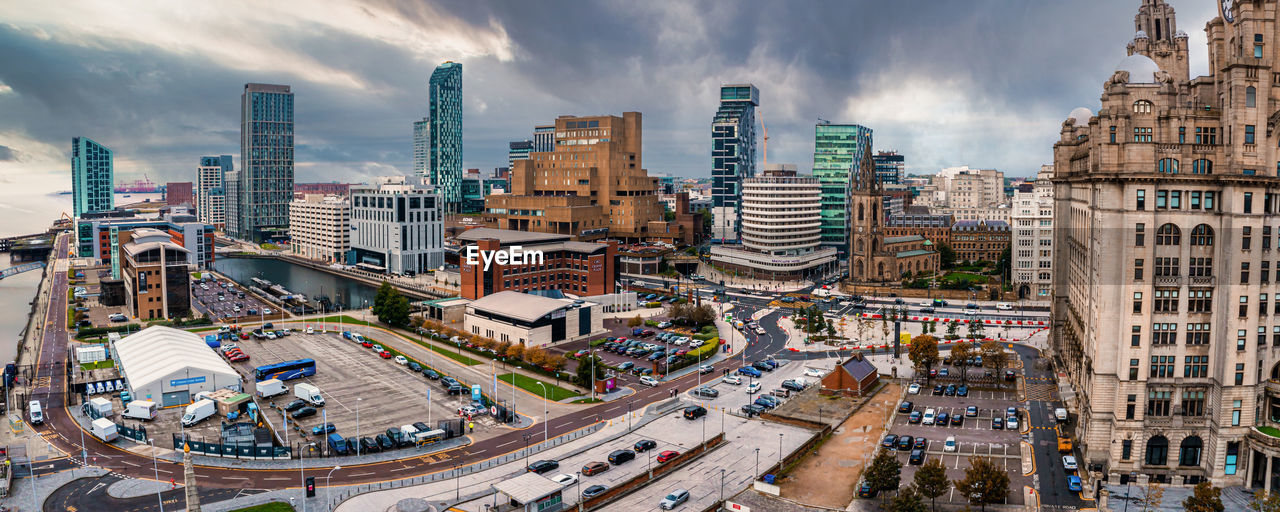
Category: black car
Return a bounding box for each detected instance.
[423,369,441,380]
[291,406,317,419]
[944,385,957,396]
[1004,370,1016,381]
[527,459,559,474]
[582,485,608,499]
[753,397,777,410]
[752,361,773,372]
[683,406,707,420]
[692,387,719,398]
[413,422,431,433]
[284,399,308,412]
[936,412,950,425]
[359,437,380,453]
[408,362,422,372]
[950,414,964,426]
[909,448,925,465]
[881,435,898,449]
[914,437,927,450]
[781,380,806,392]
[634,439,657,452]
[897,435,914,450]
[607,450,635,465]
[857,480,877,498]
[741,404,766,416]
[932,385,944,396]
[898,401,913,414]
[375,433,395,450]
[920,307,935,313]
[447,384,466,395]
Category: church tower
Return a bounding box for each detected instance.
[1127,0,1190,82]
[847,146,883,281]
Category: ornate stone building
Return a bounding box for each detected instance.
[1051,0,1280,490]
[847,149,937,282]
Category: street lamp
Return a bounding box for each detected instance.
[536,382,548,441]
[325,465,342,506]
[754,448,760,480]
[511,366,521,423]
[720,468,726,503]
[1123,471,1138,512]
[148,438,164,512]
[576,471,583,511]
[778,433,783,468]
[355,398,362,456]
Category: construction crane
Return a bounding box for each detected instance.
[817,116,830,125]
[759,109,770,167]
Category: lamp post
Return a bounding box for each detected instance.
[576,471,583,511]
[720,468,725,503]
[325,465,342,506]
[455,464,462,500]
[355,397,362,456]
[754,448,759,480]
[148,438,164,512]
[523,433,532,468]
[778,433,783,469]
[1123,471,1138,512]
[536,382,548,441]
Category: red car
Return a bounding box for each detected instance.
[656,450,679,463]
[378,350,392,359]
[238,333,250,340]
[228,353,249,362]
[361,341,373,348]
[574,350,589,358]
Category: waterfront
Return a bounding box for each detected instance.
[211,256,381,313]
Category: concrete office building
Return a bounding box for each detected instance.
[196,155,232,230]
[711,84,760,243]
[508,140,533,168]
[121,228,192,320]
[873,151,905,185]
[71,137,114,217]
[77,209,216,272]
[349,176,444,275]
[934,166,1007,209]
[1011,165,1054,299]
[533,125,555,153]
[412,118,430,177]
[237,83,294,242]
[288,194,350,263]
[814,123,873,253]
[427,62,463,212]
[709,165,836,281]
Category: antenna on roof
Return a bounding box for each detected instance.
[817,117,830,125]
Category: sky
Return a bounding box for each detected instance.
[0,0,1220,194]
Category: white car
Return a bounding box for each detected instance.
[372,344,384,352]
[746,382,761,394]
[918,300,932,307]
[996,302,1013,310]
[722,375,743,385]
[640,375,660,387]
[305,326,314,335]
[803,368,827,378]
[689,340,705,349]
[263,308,272,315]
[1062,455,1078,471]
[922,408,936,425]
[394,355,408,365]
[944,436,957,452]
[907,383,921,395]
[265,332,277,340]
[550,473,578,486]
[755,327,766,335]
[1007,416,1019,430]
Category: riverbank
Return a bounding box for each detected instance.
[216,252,455,301]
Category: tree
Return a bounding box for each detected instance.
[1136,478,1165,512]
[966,319,984,341]
[865,451,902,506]
[371,280,393,318]
[1182,482,1224,512]
[913,458,950,512]
[951,341,974,385]
[908,335,940,380]
[981,340,1009,386]
[526,347,549,367]
[888,485,928,512]
[856,315,870,345]
[937,242,957,269]
[506,343,526,361]
[996,246,1011,281]
[946,319,960,339]
[628,315,643,328]
[575,354,602,386]
[1248,489,1280,512]
[953,456,1009,512]
[373,281,411,327]
[825,319,836,338]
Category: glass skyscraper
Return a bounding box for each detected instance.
[412,118,429,177]
[813,123,872,251]
[711,84,759,243]
[238,83,294,242]
[428,61,462,212]
[533,125,555,153]
[71,137,114,217]
[508,140,533,168]
[872,150,905,185]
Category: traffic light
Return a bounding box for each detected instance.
[305,476,316,497]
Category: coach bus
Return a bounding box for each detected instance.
[254,359,317,382]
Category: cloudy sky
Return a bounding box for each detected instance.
[0,0,1219,194]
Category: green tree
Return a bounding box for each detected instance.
[951,341,974,385]
[954,456,1009,512]
[946,319,960,339]
[889,486,928,512]
[1249,489,1280,512]
[913,458,950,512]
[1182,482,1224,512]
[966,319,985,340]
[371,280,393,319]
[936,242,956,269]
[825,319,836,338]
[996,246,1011,281]
[373,281,410,326]
[908,334,940,381]
[865,451,902,507]
[575,353,602,386]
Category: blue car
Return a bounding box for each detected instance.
[738,366,762,378]
[618,362,635,371]
[311,423,336,436]
[1067,475,1082,492]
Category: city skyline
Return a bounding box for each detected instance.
[0,1,1221,197]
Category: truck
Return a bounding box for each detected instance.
[181,399,217,427]
[86,397,113,419]
[256,379,287,398]
[327,433,349,455]
[294,383,325,406]
[123,400,157,420]
[90,418,118,442]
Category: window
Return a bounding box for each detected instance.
[1192,159,1213,174]
[1242,262,1251,283]
[1122,439,1133,460]
[1156,223,1180,245]
[1178,436,1203,466]
[1191,191,1201,209]
[1170,191,1181,209]
[1205,191,1216,210]
[1236,365,1246,386]
[1257,43,1265,58]
[1181,391,1206,416]
[1126,394,1137,420]
[1190,224,1214,245]
[1129,359,1140,380]
[1241,295,1250,317]
[1131,325,1142,347]
[1225,442,1240,475]
[1239,329,1248,351]
[1189,258,1212,277]
[1179,126,1186,144]
[1150,356,1174,378]
[1147,392,1172,416]
[1135,223,1145,246]
[1158,158,1179,173]
[1134,100,1153,113]
[1145,434,1169,465]
[1154,290,1179,312]
[1110,125,1117,143]
[1247,86,1257,108]
[1133,127,1153,142]
[1245,226,1253,250]
[1186,323,1210,345]
[1134,292,1143,313]
[1247,125,1257,144]
[1157,190,1167,208]
[1155,257,1178,277]
[1152,323,1177,344]
[1134,259,1144,280]
[1195,127,1217,145]
[1184,356,1209,378]
[1246,192,1254,214]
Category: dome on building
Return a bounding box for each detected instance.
[1175,29,1189,39]
[1134,30,1149,39]
[1115,54,1161,84]
[1067,107,1093,127]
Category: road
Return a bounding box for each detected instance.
[1012,344,1088,510]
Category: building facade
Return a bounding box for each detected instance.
[120,228,192,321]
[412,118,429,177]
[238,83,294,242]
[1011,165,1054,299]
[508,140,533,168]
[883,212,954,248]
[349,176,444,275]
[847,145,938,282]
[951,220,1009,263]
[288,194,350,263]
[873,151,905,185]
[1050,0,1280,490]
[482,112,671,242]
[196,155,232,230]
[708,165,837,280]
[464,291,605,348]
[814,123,873,253]
[455,228,617,300]
[711,84,760,243]
[533,125,555,153]
[71,137,114,217]
[428,62,463,212]
[165,182,193,207]
[77,209,216,271]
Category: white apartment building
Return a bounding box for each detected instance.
[938,205,1011,224]
[708,165,838,280]
[349,176,444,275]
[288,194,349,263]
[196,156,230,230]
[1011,165,1054,299]
[930,166,1007,209]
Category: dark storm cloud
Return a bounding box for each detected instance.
[0,0,1220,186]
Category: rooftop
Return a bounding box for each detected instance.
[840,355,878,381]
[896,249,935,258]
[468,291,586,323]
[884,235,926,245]
[454,227,570,245]
[491,472,564,504]
[112,326,239,392]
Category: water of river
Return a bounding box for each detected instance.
[211,257,380,312]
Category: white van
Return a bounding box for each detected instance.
[1054,408,1069,423]
[996,303,1013,311]
[28,400,43,425]
[922,408,936,425]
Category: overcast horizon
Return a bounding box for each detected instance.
[0,0,1219,190]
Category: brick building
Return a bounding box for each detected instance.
[456,228,617,300]
[950,219,1010,264]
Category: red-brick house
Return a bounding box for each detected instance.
[820,353,880,397]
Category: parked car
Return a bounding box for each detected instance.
[550,473,578,486]
[881,435,898,449]
[991,417,1004,430]
[581,461,609,476]
[682,406,707,420]
[857,480,877,498]
[746,382,761,394]
[722,375,742,385]
[908,411,922,424]
[527,460,559,474]
[692,387,719,398]
[284,399,308,412]
[950,414,964,426]
[957,385,968,397]
[378,350,393,359]
[659,489,690,510]
[897,435,914,451]
[944,436,957,452]
[423,369,440,380]
[741,404,766,416]
[966,406,979,417]
[394,355,408,365]
[311,423,337,436]
[359,437,380,453]
[907,383,921,395]
[633,440,657,452]
[1067,475,1082,492]
[582,484,608,499]
[936,412,949,425]
[898,401,913,414]
[656,450,679,463]
[1062,455,1078,471]
[909,448,925,465]
[291,406,317,419]
[738,366,762,378]
[608,450,636,465]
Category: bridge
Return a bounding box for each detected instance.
[0,261,45,280]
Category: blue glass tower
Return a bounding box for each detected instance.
[71,137,114,217]
[428,61,462,212]
[239,83,294,241]
[711,84,759,243]
[813,123,873,251]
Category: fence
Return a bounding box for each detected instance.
[172,433,291,460]
[115,422,148,443]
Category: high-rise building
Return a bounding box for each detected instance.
[238,83,294,242]
[708,164,837,280]
[288,194,350,263]
[197,155,232,230]
[813,123,873,252]
[349,175,444,275]
[1050,0,1279,487]
[935,166,1007,209]
[483,112,669,242]
[1011,165,1054,299]
[71,137,114,217]
[872,151,905,185]
[165,182,193,207]
[508,140,533,168]
[711,84,760,243]
[412,118,429,177]
[533,125,555,153]
[427,61,462,212]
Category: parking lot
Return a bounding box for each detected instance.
[191,275,270,322]
[590,329,716,376]
[684,355,833,418]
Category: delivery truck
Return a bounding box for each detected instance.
[181,399,217,427]
[122,400,157,421]
[90,418,118,442]
[294,383,325,406]
[256,379,287,398]
[86,397,113,419]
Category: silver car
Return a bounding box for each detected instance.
[660,488,690,510]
